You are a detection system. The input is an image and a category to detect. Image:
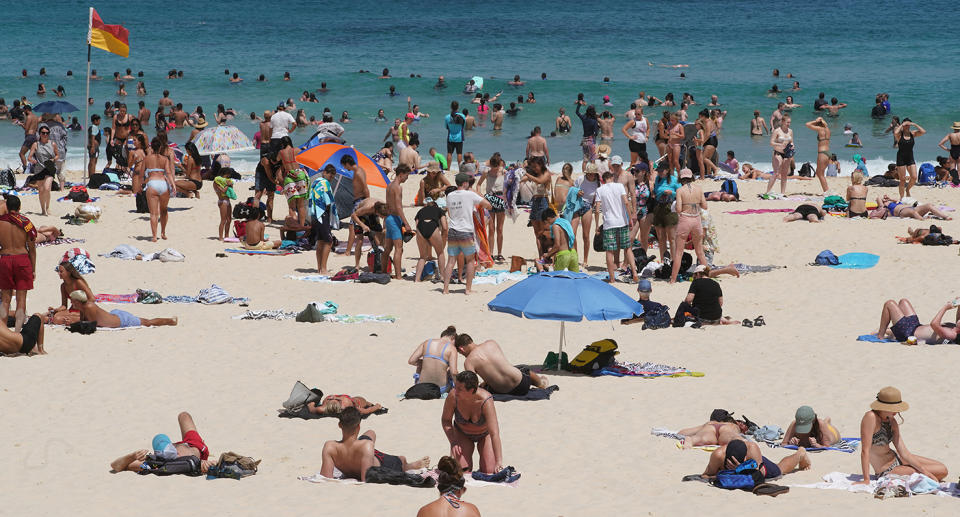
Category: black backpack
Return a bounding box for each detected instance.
[135,191,148,213]
[87,173,109,189]
[798,162,814,177]
[641,304,672,330]
[0,168,16,187]
[404,383,442,400]
[67,320,97,334]
[593,225,604,252]
[139,454,202,476]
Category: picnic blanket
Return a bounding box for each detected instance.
[776,438,860,453]
[830,252,879,269]
[491,385,558,402]
[596,361,703,378]
[792,471,960,497]
[858,334,898,343]
[225,248,298,256]
[727,208,795,215]
[36,237,85,248]
[277,406,388,420]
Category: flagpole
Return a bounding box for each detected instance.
[83,7,92,181]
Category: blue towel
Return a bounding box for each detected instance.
[858,334,898,343]
[781,437,860,453]
[830,252,879,269]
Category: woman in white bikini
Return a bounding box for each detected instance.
[139,136,174,241]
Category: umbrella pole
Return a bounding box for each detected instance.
[83,8,92,181]
[557,321,566,371]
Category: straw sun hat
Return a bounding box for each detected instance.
[870,386,909,413]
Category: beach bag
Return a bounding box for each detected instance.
[918,163,936,185]
[798,162,813,177]
[67,320,97,334]
[367,247,392,274]
[157,248,185,263]
[923,232,954,246]
[87,172,109,189]
[208,452,260,479]
[404,383,442,400]
[567,339,619,374]
[140,454,202,476]
[593,226,604,252]
[135,192,148,213]
[67,185,90,202]
[814,250,839,265]
[0,168,15,187]
[75,204,101,221]
[720,179,739,200]
[233,220,246,239]
[282,381,323,410]
[641,304,672,330]
[331,267,359,282]
[136,289,162,304]
[712,459,764,490]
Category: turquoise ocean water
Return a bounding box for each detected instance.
[0,0,957,174]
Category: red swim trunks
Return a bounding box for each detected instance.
[0,254,33,290]
[176,430,209,460]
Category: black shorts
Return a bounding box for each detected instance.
[255,166,276,192]
[259,142,272,158]
[628,140,647,154]
[358,435,403,471]
[310,210,334,244]
[269,138,283,156]
[446,140,463,154]
[491,367,532,396]
[19,315,41,354]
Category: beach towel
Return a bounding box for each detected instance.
[650,428,687,441]
[857,334,898,343]
[285,274,335,283]
[197,284,233,304]
[596,361,703,378]
[727,208,794,215]
[733,264,785,275]
[830,252,879,269]
[792,471,960,497]
[94,293,139,304]
[234,310,298,320]
[472,271,529,285]
[224,248,297,256]
[778,438,860,453]
[299,468,518,488]
[471,466,521,484]
[323,314,397,324]
[491,385,558,402]
[277,406,388,420]
[36,237,85,248]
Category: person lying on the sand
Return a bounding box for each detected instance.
[417,456,482,517]
[781,405,840,447]
[454,334,548,396]
[0,312,44,355]
[70,290,177,328]
[34,226,62,243]
[700,439,810,481]
[897,225,958,245]
[307,394,383,416]
[875,298,950,343]
[110,411,213,473]
[782,203,825,223]
[871,194,952,220]
[409,325,459,393]
[319,407,429,481]
[677,409,749,448]
[705,191,738,202]
[441,371,503,474]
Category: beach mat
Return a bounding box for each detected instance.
[225,248,296,256]
[36,237,86,247]
[857,334,898,343]
[727,208,794,215]
[491,385,558,402]
[780,438,860,453]
[277,406,388,420]
[830,252,879,269]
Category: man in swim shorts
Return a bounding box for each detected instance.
[349,199,387,268]
[0,194,37,332]
[319,407,429,481]
[383,164,412,279]
[243,210,281,250]
[455,334,549,396]
[110,411,213,474]
[700,439,810,481]
[0,312,44,355]
[70,290,177,328]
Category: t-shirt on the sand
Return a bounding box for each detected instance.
[445,190,484,233]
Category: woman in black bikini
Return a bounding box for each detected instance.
[937,121,960,173]
[894,119,926,198]
[855,386,946,485]
[413,197,447,283]
[846,171,868,217]
[441,371,503,474]
[175,142,203,198]
[783,203,824,223]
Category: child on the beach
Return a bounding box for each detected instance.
[213,168,235,241]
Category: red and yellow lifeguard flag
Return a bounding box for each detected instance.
[89,8,129,58]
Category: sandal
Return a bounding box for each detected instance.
[741,319,754,328]
[754,316,765,326]
[752,483,789,497]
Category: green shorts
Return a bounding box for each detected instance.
[652,204,678,228]
[603,225,630,251]
[553,249,580,271]
[283,170,308,200]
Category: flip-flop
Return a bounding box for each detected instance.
[741,319,754,327]
[752,483,789,496]
[754,315,766,326]
[682,474,708,482]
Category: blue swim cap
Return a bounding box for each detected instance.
[152,434,176,459]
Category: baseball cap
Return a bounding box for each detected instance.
[603,95,610,101]
[694,264,708,274]
[631,162,649,172]
[610,155,623,165]
[152,434,178,460]
[637,279,652,292]
[794,406,816,434]
[454,173,471,185]
[679,168,693,179]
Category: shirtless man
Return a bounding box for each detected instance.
[18,105,40,169]
[491,104,504,131]
[157,89,173,109]
[525,126,549,164]
[344,153,371,260]
[0,195,36,332]
[398,133,422,171]
[319,408,429,481]
[598,112,616,144]
[700,439,810,482]
[71,290,177,328]
[110,411,213,474]
[172,103,188,127]
[137,101,150,126]
[258,111,272,172]
[454,334,549,396]
[243,212,281,250]
[382,164,412,279]
[770,103,784,133]
[821,97,848,117]
[350,199,387,268]
[462,109,476,131]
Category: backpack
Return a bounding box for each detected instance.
[367,247,392,274]
[593,225,604,253]
[567,339,619,374]
[420,260,437,281]
[633,247,652,270]
[923,232,954,246]
[67,185,90,202]
[331,267,359,282]
[139,454,202,476]
[918,163,936,185]
[404,382,442,400]
[814,250,839,265]
[135,191,148,213]
[233,220,247,239]
[67,320,97,335]
[641,304,672,330]
[0,168,15,187]
[672,301,700,328]
[720,179,739,200]
[87,173,109,189]
[712,459,764,490]
[358,272,391,284]
[207,452,260,479]
[798,162,813,177]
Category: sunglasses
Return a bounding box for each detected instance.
[39,131,50,135]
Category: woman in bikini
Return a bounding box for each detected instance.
[409,326,459,392]
[175,142,203,198]
[937,122,960,173]
[694,110,718,179]
[782,406,840,448]
[127,133,147,195]
[573,163,601,267]
[441,371,503,474]
[307,394,383,416]
[139,136,174,242]
[677,412,749,448]
[846,171,868,217]
[477,154,507,260]
[416,456,482,517]
[766,115,793,195]
[670,168,708,283]
[894,119,926,198]
[45,261,94,325]
[655,110,670,157]
[278,136,308,227]
[805,116,831,193]
[667,112,684,173]
[855,386,947,484]
[413,195,447,282]
[417,162,452,206]
[871,194,952,221]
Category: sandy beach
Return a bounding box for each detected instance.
[1,170,959,516]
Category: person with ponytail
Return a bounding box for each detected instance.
[416,456,481,516]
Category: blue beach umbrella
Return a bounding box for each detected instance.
[487,271,644,369]
[32,101,80,114]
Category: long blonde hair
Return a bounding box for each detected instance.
[851,171,864,186]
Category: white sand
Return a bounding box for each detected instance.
[2,171,959,515]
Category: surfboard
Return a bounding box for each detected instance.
[471,76,484,90]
